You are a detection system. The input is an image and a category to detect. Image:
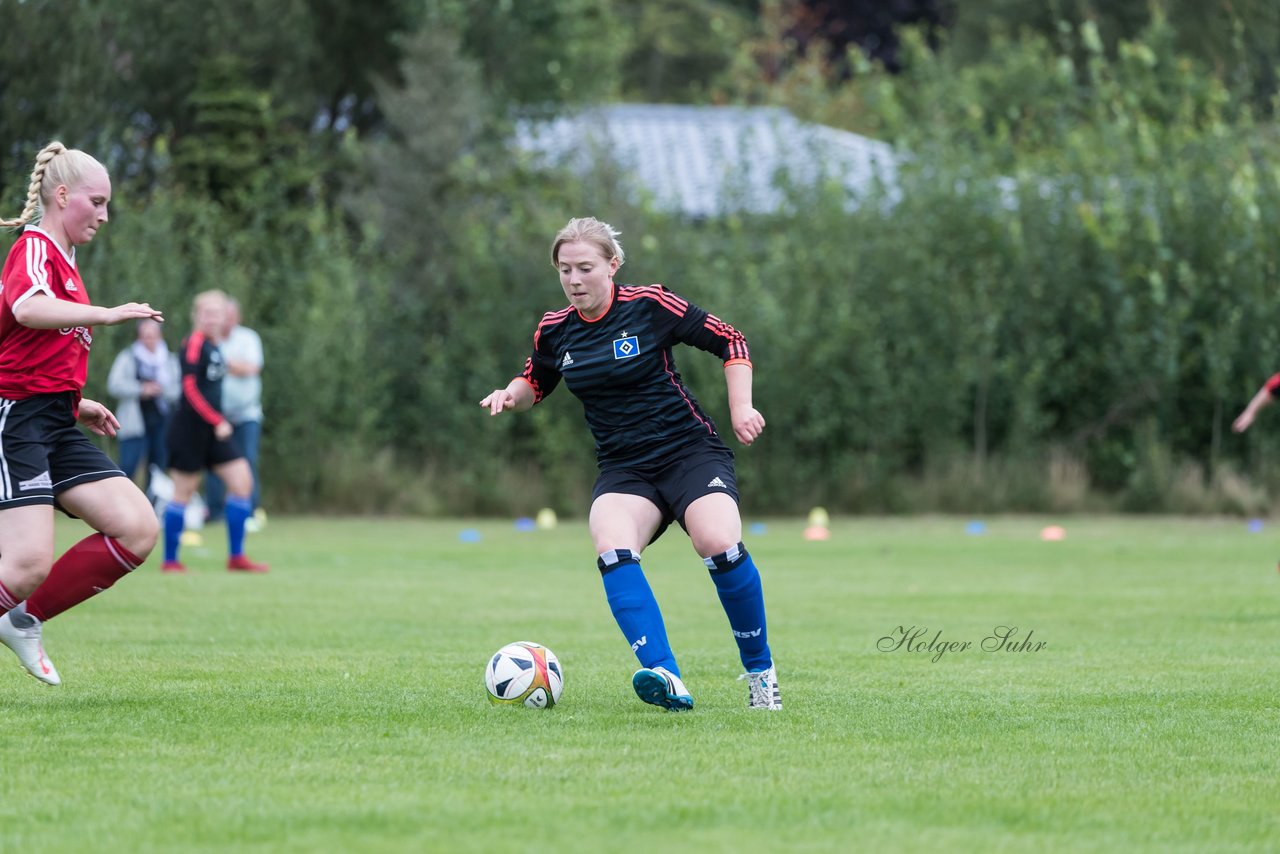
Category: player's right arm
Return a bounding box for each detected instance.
[480,378,536,416]
[1233,373,1280,433]
[481,315,564,416]
[14,294,162,329]
[3,237,161,328]
[180,334,228,432]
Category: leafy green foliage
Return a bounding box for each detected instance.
[421,0,625,110]
[615,0,754,103]
[712,16,1280,511]
[947,0,1280,112]
[8,4,1280,511]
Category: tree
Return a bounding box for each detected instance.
[947,0,1280,112]
[436,0,626,112]
[787,0,952,72]
[614,0,755,102]
[0,1,119,204]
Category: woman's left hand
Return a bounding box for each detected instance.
[78,398,120,437]
[732,406,766,446]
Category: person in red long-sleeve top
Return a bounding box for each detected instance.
[1232,373,1280,434]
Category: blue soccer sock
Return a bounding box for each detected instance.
[705,542,772,672]
[598,549,679,675]
[225,496,252,558]
[163,502,186,563]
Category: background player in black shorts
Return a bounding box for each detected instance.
[482,216,780,711]
[161,289,267,573]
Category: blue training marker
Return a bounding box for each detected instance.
[749,522,767,536]
[514,517,536,532]
[965,521,986,535]
[458,528,482,543]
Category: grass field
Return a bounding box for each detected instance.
[1,514,1277,852]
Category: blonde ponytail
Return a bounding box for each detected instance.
[1,141,105,230]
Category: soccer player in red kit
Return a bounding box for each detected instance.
[0,141,164,685]
[481,217,780,712]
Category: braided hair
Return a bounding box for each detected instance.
[2,142,105,229]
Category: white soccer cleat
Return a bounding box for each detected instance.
[740,665,781,710]
[0,609,61,686]
[632,665,694,711]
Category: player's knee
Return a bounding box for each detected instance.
[2,551,54,595]
[169,481,196,504]
[225,466,254,498]
[121,511,159,559]
[693,532,740,560]
[589,522,649,555]
[593,536,636,556]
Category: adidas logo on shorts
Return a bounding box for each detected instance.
[18,471,52,491]
[706,476,728,489]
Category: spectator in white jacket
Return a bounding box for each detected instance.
[106,318,180,492]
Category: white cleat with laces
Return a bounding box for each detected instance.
[740,665,781,710]
[0,606,61,686]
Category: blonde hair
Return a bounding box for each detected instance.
[192,289,230,319]
[1,141,107,229]
[550,217,625,268]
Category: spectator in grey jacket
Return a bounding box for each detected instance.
[107,318,180,492]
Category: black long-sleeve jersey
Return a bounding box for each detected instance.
[177,331,227,426]
[518,283,751,470]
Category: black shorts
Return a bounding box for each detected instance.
[592,444,739,543]
[166,411,243,473]
[0,393,125,509]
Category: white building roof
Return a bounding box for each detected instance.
[514,104,898,217]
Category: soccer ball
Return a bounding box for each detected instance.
[484,641,564,708]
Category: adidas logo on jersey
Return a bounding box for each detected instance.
[707,476,728,489]
[561,351,574,367]
[64,277,78,292]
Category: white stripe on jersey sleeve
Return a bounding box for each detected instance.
[14,236,55,311]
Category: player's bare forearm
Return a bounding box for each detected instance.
[14,294,162,329]
[1233,387,1273,433]
[725,362,765,445]
[481,379,536,416]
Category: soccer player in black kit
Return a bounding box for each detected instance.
[161,290,266,574]
[482,217,780,711]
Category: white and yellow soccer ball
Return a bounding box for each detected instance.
[484,641,564,708]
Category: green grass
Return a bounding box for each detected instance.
[1,515,1278,852]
